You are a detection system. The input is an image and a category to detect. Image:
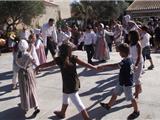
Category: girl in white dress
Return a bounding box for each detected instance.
[128,30,143,99]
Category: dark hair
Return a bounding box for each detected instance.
[49,18,54,22]
[58,43,72,66]
[141,25,149,32]
[128,30,140,46]
[86,25,92,30]
[118,43,130,56]
[28,33,35,43]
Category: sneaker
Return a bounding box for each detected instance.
[148,65,154,70]
[33,109,40,116]
[127,111,140,120]
[100,103,111,110]
[54,111,65,119]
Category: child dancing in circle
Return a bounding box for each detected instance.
[36,43,97,120]
[98,43,140,119]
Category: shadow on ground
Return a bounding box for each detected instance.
[0,106,25,120]
[0,71,13,81]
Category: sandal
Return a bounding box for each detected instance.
[100,103,111,110]
[54,111,65,119]
[127,111,140,120]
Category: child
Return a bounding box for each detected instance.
[34,30,46,65]
[12,37,20,89]
[140,25,154,70]
[36,43,97,120]
[98,43,140,119]
[28,34,40,70]
[16,39,40,116]
[129,30,143,99]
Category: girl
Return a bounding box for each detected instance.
[36,43,97,120]
[12,37,20,89]
[16,39,40,116]
[35,30,46,65]
[28,34,40,70]
[128,30,143,99]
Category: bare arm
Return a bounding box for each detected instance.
[135,42,141,67]
[36,60,56,71]
[76,58,97,70]
[98,63,119,70]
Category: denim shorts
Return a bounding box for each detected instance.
[142,46,151,60]
[113,83,133,101]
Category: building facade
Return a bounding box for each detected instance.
[32,0,71,27]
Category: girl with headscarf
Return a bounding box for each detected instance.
[34,29,46,65]
[16,39,40,116]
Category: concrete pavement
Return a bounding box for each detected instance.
[0,50,160,120]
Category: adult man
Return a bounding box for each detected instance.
[83,25,96,65]
[41,18,57,58]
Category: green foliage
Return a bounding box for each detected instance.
[0,1,45,31]
[71,1,129,25]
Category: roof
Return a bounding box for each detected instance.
[43,0,59,7]
[127,0,160,12]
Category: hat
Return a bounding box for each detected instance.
[0,38,6,46]
[18,39,29,52]
[99,23,104,28]
[124,15,131,23]
[10,33,16,40]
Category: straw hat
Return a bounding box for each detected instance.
[0,38,6,46]
[10,33,16,40]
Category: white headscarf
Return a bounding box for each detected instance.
[34,28,41,35]
[124,15,131,23]
[100,23,104,28]
[18,39,29,52]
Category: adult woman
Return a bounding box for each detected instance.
[16,39,40,116]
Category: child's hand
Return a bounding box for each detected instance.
[134,65,138,71]
[97,66,104,71]
[92,66,98,71]
[35,66,40,74]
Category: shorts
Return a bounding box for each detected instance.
[113,83,133,101]
[142,46,151,60]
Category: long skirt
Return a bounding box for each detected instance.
[36,45,46,65]
[18,67,38,111]
[94,38,110,61]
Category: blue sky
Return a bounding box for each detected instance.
[70,0,80,3]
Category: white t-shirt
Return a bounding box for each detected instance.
[141,32,151,49]
[41,23,57,46]
[83,31,97,45]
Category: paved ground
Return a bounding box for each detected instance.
[0,50,160,120]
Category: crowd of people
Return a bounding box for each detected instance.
[9,15,157,119]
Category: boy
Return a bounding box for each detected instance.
[98,43,140,119]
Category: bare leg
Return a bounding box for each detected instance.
[135,84,142,99]
[81,110,90,120]
[108,94,117,107]
[149,59,153,65]
[131,99,138,112]
[54,104,68,118]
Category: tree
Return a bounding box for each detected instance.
[0,1,45,32]
[71,1,96,28]
[71,1,129,27]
